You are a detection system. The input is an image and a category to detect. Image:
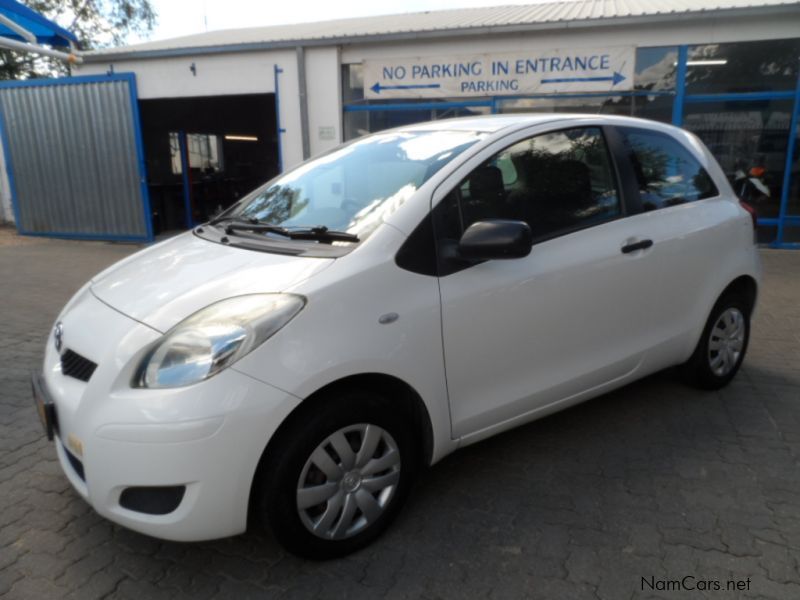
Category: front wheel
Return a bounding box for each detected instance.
[255,390,417,559]
[682,294,751,390]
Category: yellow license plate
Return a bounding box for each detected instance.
[31,373,56,440]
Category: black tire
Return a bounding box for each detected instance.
[255,388,418,559]
[681,293,751,390]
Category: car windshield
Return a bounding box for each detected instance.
[227,129,486,242]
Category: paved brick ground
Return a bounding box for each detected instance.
[1,231,800,599]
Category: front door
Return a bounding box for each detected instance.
[436,125,657,439]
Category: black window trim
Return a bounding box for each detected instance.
[602,125,643,216]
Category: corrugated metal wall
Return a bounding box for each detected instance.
[0,77,149,239]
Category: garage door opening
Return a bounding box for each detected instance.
[139,94,279,234]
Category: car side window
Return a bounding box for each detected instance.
[443,127,621,241]
[620,127,718,211]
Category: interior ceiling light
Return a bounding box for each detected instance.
[225,135,259,142]
[675,59,728,66]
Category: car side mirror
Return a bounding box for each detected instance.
[458,219,532,261]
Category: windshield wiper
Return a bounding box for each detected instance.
[286,226,360,243]
[222,222,292,236]
[221,223,359,244]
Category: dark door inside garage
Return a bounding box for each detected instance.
[139,94,278,233]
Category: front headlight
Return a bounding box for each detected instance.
[135,294,305,388]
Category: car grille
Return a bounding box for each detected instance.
[60,349,97,382]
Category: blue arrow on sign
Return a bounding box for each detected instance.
[371,82,442,94]
[541,71,627,86]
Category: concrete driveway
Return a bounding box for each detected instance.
[1,228,799,599]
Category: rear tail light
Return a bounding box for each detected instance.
[739,200,757,230]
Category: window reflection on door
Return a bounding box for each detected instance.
[620,127,718,210]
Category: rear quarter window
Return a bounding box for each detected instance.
[621,127,718,211]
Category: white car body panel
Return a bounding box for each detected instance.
[439,217,651,439]
[39,114,762,542]
[231,224,455,463]
[44,289,302,541]
[91,231,334,332]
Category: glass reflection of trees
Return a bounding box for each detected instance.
[622,128,718,210]
[234,130,486,241]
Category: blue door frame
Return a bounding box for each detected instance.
[0,72,154,243]
[176,131,195,229]
[274,64,286,173]
[344,44,800,248]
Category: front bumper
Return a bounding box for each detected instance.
[42,290,300,541]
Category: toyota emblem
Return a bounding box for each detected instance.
[54,322,64,353]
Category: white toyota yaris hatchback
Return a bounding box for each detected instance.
[34,115,761,558]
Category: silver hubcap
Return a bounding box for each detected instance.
[296,424,401,540]
[708,307,746,377]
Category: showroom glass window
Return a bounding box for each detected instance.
[496,94,673,123]
[682,100,794,221]
[789,116,800,216]
[344,103,491,141]
[679,37,800,244]
[620,127,718,211]
[685,39,800,94]
[437,127,621,241]
[635,46,678,92]
[342,63,365,104]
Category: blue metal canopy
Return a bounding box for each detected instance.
[0,0,77,47]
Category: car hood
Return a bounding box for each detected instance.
[90,232,334,332]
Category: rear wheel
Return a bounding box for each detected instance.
[256,389,417,559]
[682,294,750,390]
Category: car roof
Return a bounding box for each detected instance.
[394,113,676,135]
[394,114,560,133]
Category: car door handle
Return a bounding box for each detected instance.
[621,239,653,254]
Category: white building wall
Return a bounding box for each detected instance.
[305,47,343,157]
[76,51,278,98]
[271,52,304,170]
[77,49,307,170]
